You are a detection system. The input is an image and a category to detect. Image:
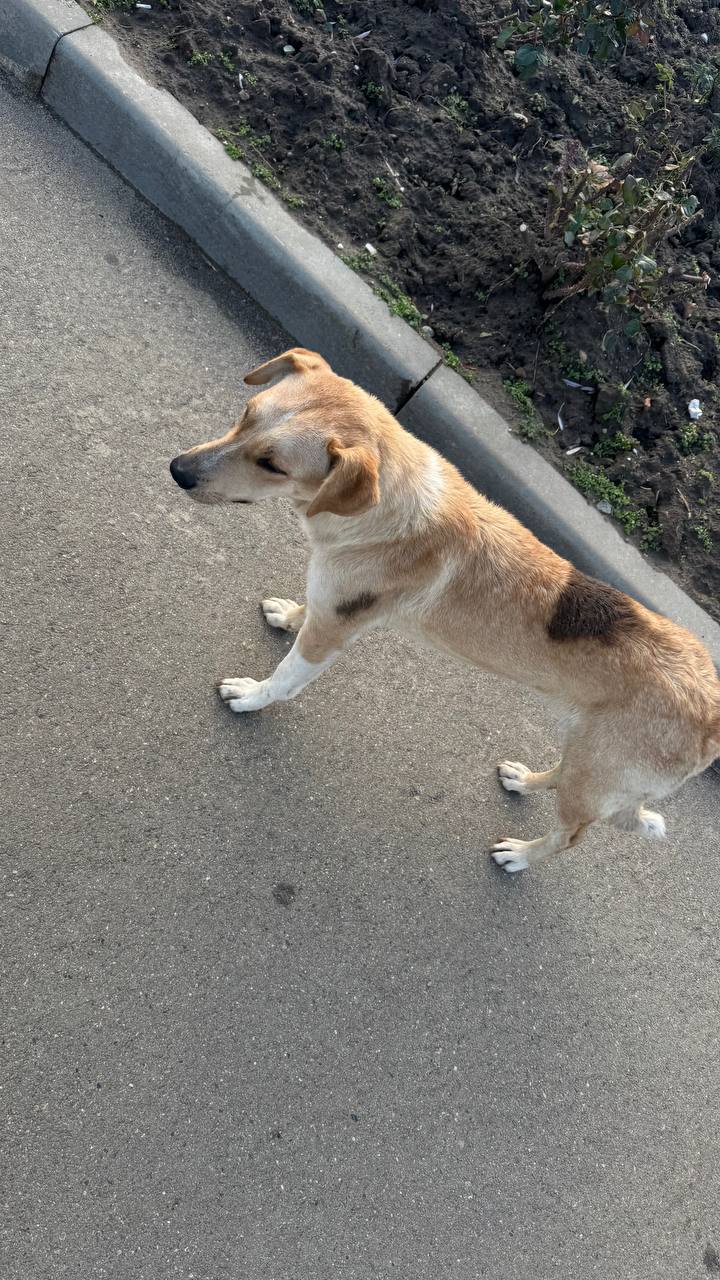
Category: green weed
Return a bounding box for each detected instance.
[441,345,474,383]
[217,125,271,161]
[373,177,403,208]
[341,251,377,274]
[692,523,713,551]
[572,462,644,533]
[679,422,713,454]
[547,148,699,305]
[189,50,213,67]
[594,431,635,458]
[363,81,384,105]
[444,92,471,128]
[322,134,346,152]
[686,61,719,104]
[504,379,544,439]
[251,163,281,190]
[497,1,645,78]
[641,524,662,551]
[373,276,422,329]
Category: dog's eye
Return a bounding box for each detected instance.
[256,456,285,475]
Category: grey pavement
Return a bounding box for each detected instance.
[1,73,719,1280]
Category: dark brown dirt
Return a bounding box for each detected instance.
[101,0,720,621]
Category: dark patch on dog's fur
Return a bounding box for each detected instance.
[336,592,377,619]
[548,569,638,644]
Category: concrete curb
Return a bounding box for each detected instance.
[42,24,438,411]
[0,0,89,88]
[2,5,719,667]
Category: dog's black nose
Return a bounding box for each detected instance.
[170,456,197,490]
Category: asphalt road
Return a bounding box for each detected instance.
[1,73,719,1280]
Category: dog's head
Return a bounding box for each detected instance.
[169,348,380,518]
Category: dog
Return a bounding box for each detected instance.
[169,347,720,872]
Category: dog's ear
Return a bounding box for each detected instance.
[244,348,329,386]
[306,438,380,518]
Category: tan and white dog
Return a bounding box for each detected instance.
[169,347,720,873]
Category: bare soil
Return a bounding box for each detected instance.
[101,0,720,621]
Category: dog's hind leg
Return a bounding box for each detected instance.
[491,814,591,874]
[497,760,561,794]
[610,806,666,839]
[492,728,623,873]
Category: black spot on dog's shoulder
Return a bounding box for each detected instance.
[336,592,377,619]
[548,568,638,644]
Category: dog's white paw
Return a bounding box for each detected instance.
[491,839,530,873]
[637,809,666,840]
[262,598,303,632]
[498,760,532,794]
[217,677,269,712]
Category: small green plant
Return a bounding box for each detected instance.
[373,177,403,209]
[546,331,599,383]
[244,71,258,87]
[692,523,713,551]
[293,0,323,14]
[444,92,471,128]
[284,192,306,209]
[547,147,700,305]
[572,462,644,534]
[594,431,635,457]
[89,0,135,18]
[686,61,719,104]
[251,162,281,190]
[504,379,544,439]
[641,524,662,551]
[600,400,628,427]
[341,250,377,274]
[189,50,213,67]
[217,125,271,161]
[441,345,474,383]
[641,351,662,384]
[679,423,713,454]
[654,61,675,111]
[363,81,384,105]
[218,51,235,72]
[322,134,345,152]
[497,1,646,79]
[373,276,422,329]
[698,468,715,486]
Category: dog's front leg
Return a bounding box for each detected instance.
[217,615,345,713]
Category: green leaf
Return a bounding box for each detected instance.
[495,26,515,49]
[514,44,540,77]
[681,195,699,217]
[624,317,642,337]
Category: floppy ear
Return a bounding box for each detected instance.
[306,439,380,518]
[244,347,329,386]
